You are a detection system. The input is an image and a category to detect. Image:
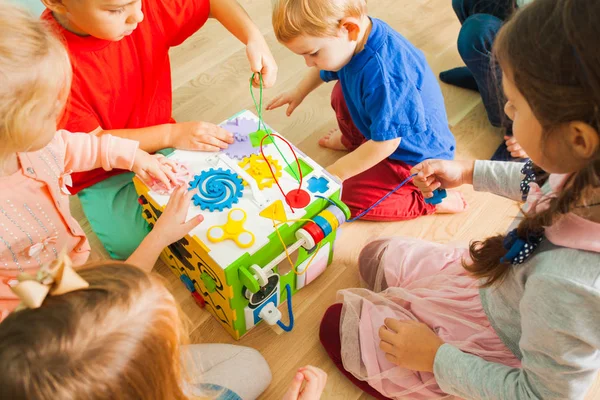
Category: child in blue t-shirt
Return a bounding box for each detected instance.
[267,0,467,220]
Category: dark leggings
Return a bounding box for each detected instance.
[452,0,515,127]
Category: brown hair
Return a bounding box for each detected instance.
[0,263,203,400]
[272,0,367,43]
[0,1,71,155]
[465,0,600,286]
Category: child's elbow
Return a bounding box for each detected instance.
[381,137,401,154]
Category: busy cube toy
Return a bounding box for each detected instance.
[133,110,350,339]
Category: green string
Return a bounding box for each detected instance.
[250,73,300,182]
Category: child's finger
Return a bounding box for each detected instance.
[161,165,178,185]
[267,95,286,110]
[379,324,398,344]
[190,142,223,152]
[286,102,298,116]
[412,160,436,180]
[282,373,305,400]
[137,169,149,184]
[384,317,405,333]
[301,366,327,386]
[261,65,277,88]
[152,167,172,190]
[183,214,204,232]
[160,157,178,172]
[384,352,399,365]
[379,340,396,355]
[168,185,185,209]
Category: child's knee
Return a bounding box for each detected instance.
[457,14,502,60]
[320,304,343,358]
[103,221,150,260]
[358,240,391,290]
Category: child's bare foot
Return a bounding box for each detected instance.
[435,191,468,214]
[318,128,348,151]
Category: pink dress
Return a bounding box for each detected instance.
[338,239,521,399]
[0,130,138,319]
[336,165,573,398]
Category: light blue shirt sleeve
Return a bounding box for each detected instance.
[473,160,525,201]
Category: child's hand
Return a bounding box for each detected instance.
[132,151,178,190]
[247,36,278,88]
[504,136,528,159]
[379,319,444,373]
[266,89,306,116]
[152,185,204,246]
[282,366,327,400]
[411,160,474,199]
[170,121,234,152]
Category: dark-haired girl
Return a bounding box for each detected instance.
[319,0,600,398]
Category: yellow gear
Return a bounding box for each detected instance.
[238,154,282,190]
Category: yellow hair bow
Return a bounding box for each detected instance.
[9,250,89,310]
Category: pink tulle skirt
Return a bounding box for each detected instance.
[338,238,520,399]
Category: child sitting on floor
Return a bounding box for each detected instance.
[0,258,327,399]
[319,0,600,398]
[0,2,202,319]
[267,0,466,221]
[39,0,278,261]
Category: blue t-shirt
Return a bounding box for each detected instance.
[320,18,455,165]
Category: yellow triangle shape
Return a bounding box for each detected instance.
[259,200,288,223]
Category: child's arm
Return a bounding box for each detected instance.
[95,121,234,154]
[412,159,525,202]
[267,68,324,116]
[60,130,177,190]
[327,138,401,181]
[126,186,203,271]
[209,0,277,88]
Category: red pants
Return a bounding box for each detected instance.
[331,82,435,221]
[320,304,392,400]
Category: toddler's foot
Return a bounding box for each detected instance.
[435,191,468,214]
[439,67,479,92]
[318,128,348,151]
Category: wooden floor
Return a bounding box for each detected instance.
[70,0,600,398]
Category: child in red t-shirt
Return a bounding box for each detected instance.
[40,0,278,260]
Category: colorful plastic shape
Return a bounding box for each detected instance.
[221,117,257,137]
[238,154,282,190]
[259,200,288,223]
[188,168,244,212]
[425,189,448,205]
[200,271,217,293]
[285,188,310,208]
[284,158,313,179]
[207,208,256,248]
[191,291,206,307]
[180,274,196,292]
[249,129,274,147]
[222,117,261,159]
[224,134,260,160]
[307,176,329,194]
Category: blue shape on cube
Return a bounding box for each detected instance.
[307,176,329,194]
[188,168,244,212]
[180,274,196,292]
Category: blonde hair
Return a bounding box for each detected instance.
[0,1,71,154]
[272,0,367,42]
[0,262,206,400]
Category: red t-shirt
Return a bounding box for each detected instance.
[42,0,210,194]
